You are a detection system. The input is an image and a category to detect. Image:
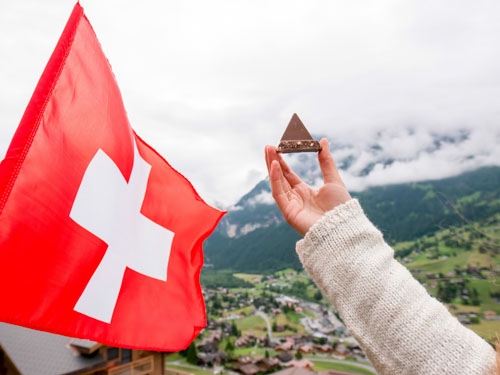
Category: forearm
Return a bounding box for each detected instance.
[296,199,496,375]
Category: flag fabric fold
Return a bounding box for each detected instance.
[0,3,224,351]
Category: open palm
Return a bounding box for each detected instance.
[265,138,351,236]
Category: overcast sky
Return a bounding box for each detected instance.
[1,1,499,208]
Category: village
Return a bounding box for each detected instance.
[166,272,378,375]
[0,272,377,375]
[165,261,500,375]
[2,264,496,375]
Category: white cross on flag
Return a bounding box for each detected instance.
[0,3,224,351]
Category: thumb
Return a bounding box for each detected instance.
[318,138,343,185]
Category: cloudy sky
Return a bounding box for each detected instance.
[1,1,499,208]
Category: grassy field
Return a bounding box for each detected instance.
[229,287,263,295]
[403,215,500,275]
[165,362,213,375]
[284,311,304,324]
[274,269,299,277]
[446,304,481,314]
[468,320,500,343]
[407,250,471,274]
[291,274,313,284]
[233,273,263,284]
[235,314,268,336]
[165,355,213,375]
[309,358,376,375]
[234,310,308,337]
[272,313,307,336]
[469,278,500,313]
[233,347,277,357]
[228,305,255,317]
[394,214,500,345]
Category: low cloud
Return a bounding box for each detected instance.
[245,191,275,207]
[1,1,499,207]
[339,126,500,192]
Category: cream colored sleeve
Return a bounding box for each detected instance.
[296,199,497,375]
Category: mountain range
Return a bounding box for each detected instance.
[204,130,500,273]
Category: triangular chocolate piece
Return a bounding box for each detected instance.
[276,113,322,153]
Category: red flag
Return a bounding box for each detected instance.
[0,3,224,351]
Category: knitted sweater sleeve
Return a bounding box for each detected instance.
[296,199,497,375]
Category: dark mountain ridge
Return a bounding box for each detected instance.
[204,166,500,273]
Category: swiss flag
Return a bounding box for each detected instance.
[0,3,224,351]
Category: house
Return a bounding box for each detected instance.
[197,339,220,353]
[306,319,320,332]
[236,356,254,365]
[223,313,243,321]
[197,352,227,367]
[318,370,355,375]
[235,336,249,348]
[456,312,475,325]
[256,335,268,346]
[286,359,314,370]
[296,344,314,354]
[206,319,218,330]
[207,330,222,342]
[256,357,280,372]
[269,366,314,375]
[332,343,349,358]
[275,339,294,352]
[484,311,499,320]
[314,344,332,353]
[429,280,439,288]
[0,323,163,375]
[235,334,256,348]
[347,344,365,360]
[291,334,311,345]
[320,316,332,329]
[275,351,293,364]
[275,296,299,309]
[236,363,260,375]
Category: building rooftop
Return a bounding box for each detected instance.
[0,323,106,375]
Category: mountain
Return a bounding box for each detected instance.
[214,128,497,239]
[204,165,500,273]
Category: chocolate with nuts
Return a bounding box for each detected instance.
[276,113,322,153]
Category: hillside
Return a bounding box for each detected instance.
[204,166,500,273]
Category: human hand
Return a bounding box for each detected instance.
[264,138,351,236]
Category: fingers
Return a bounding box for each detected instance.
[265,145,287,198]
[269,160,290,208]
[279,156,303,188]
[318,138,344,185]
[267,140,341,188]
[264,145,276,173]
[265,145,302,188]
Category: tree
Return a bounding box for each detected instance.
[295,350,303,360]
[225,340,235,359]
[313,290,323,302]
[212,294,222,310]
[437,282,458,303]
[318,336,327,345]
[185,342,198,365]
[231,321,241,337]
[470,287,480,306]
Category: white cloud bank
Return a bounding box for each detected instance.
[1,1,499,207]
